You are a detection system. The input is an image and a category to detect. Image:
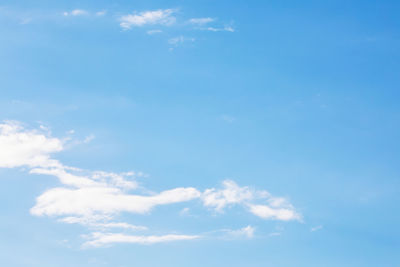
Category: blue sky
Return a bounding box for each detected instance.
[1,1,400,266]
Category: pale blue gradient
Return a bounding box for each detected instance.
[1,0,400,266]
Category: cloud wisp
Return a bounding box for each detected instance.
[147,29,162,35]
[117,9,234,43]
[0,121,301,247]
[63,9,88,17]
[202,180,301,221]
[226,225,255,239]
[31,186,201,218]
[310,225,323,232]
[188,17,215,25]
[168,36,195,46]
[119,9,176,30]
[203,26,235,32]
[4,7,234,47]
[83,232,200,248]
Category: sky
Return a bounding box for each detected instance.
[1,1,400,266]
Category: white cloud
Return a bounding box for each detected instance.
[179,207,190,216]
[205,26,235,32]
[0,121,200,230]
[189,17,214,25]
[96,10,107,16]
[0,121,63,168]
[202,180,253,211]
[120,9,176,29]
[228,225,255,239]
[30,167,100,188]
[269,232,282,236]
[310,225,323,232]
[64,9,88,17]
[0,121,199,225]
[83,134,95,143]
[95,222,147,231]
[0,121,139,197]
[168,36,183,45]
[202,180,300,221]
[29,166,138,190]
[31,186,201,218]
[61,217,147,231]
[0,121,301,247]
[91,170,138,189]
[83,232,200,247]
[147,29,162,35]
[224,26,235,32]
[62,9,106,18]
[248,204,301,221]
[168,36,195,46]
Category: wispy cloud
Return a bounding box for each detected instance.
[61,217,148,231]
[310,225,323,232]
[168,36,195,46]
[83,232,200,247]
[179,207,190,216]
[62,9,107,18]
[119,9,176,30]
[203,180,301,221]
[147,29,162,35]
[96,10,107,16]
[227,225,255,239]
[83,134,95,143]
[118,9,234,40]
[63,9,88,17]
[31,186,201,218]
[202,180,253,211]
[269,232,282,236]
[189,17,214,25]
[0,121,301,247]
[3,7,234,50]
[188,17,234,33]
[204,26,235,32]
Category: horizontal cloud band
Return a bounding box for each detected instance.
[0,121,301,247]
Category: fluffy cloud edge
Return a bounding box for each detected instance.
[119,9,176,29]
[0,121,302,247]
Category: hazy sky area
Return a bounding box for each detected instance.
[1,1,400,266]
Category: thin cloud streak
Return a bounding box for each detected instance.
[83,232,200,247]
[63,9,88,16]
[189,17,214,25]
